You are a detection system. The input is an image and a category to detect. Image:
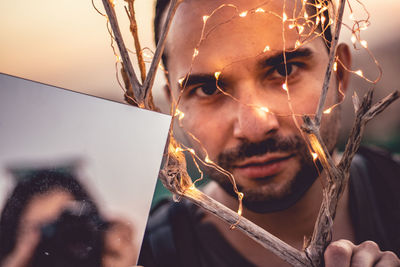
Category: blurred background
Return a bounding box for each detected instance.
[1,0,399,204]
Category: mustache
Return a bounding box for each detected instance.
[217,135,305,170]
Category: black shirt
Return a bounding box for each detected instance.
[138,147,400,267]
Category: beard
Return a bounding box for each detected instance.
[205,134,321,213]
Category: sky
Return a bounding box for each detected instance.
[1,0,399,106]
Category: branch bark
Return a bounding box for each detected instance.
[101,0,143,102]
[314,0,346,126]
[142,0,183,104]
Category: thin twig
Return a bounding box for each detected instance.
[125,0,147,83]
[142,0,184,106]
[314,0,346,126]
[303,90,399,266]
[101,0,143,102]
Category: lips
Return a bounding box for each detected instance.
[233,153,295,179]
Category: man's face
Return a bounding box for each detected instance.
[164,0,343,211]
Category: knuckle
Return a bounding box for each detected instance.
[325,240,353,258]
[358,240,380,251]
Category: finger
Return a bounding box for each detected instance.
[375,251,400,267]
[324,239,355,267]
[351,241,381,267]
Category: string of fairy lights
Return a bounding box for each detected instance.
[94,0,382,222]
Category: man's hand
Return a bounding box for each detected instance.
[324,240,400,267]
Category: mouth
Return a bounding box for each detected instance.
[233,153,295,179]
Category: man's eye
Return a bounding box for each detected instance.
[275,62,295,77]
[193,84,218,97]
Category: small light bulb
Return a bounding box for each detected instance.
[289,24,295,29]
[349,13,355,20]
[321,15,326,25]
[333,61,337,72]
[297,25,304,34]
[295,40,301,48]
[312,152,318,160]
[188,148,195,154]
[178,77,185,87]
[205,155,212,163]
[304,11,309,19]
[316,16,320,25]
[282,12,288,22]
[239,11,248,17]
[263,45,271,52]
[203,15,209,23]
[214,71,221,79]
[360,40,368,48]
[260,107,270,113]
[355,70,363,77]
[255,8,265,13]
[193,48,199,58]
[282,82,288,91]
[323,107,332,114]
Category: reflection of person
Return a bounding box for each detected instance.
[0,169,136,267]
[138,0,400,266]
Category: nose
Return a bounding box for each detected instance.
[233,94,280,143]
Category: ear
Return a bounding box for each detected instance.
[335,43,351,92]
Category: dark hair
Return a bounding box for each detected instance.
[0,169,99,263]
[154,0,332,71]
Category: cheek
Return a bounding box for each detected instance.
[179,102,231,158]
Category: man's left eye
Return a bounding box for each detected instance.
[271,62,304,78]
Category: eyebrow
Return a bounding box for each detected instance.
[177,73,219,89]
[258,48,313,68]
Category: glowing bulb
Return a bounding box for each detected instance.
[214,71,221,79]
[188,148,195,154]
[203,15,209,23]
[282,82,288,91]
[304,11,309,19]
[205,155,212,163]
[316,16,320,25]
[355,70,363,77]
[175,147,183,153]
[360,24,368,31]
[321,15,326,25]
[238,209,242,216]
[178,77,185,87]
[360,40,368,48]
[263,45,271,52]
[321,6,328,12]
[193,48,199,58]
[312,152,318,160]
[349,13,355,20]
[260,106,270,113]
[295,40,301,48]
[255,8,265,13]
[351,34,357,44]
[316,3,322,9]
[282,12,288,22]
[239,11,248,17]
[175,109,185,120]
[115,55,122,62]
[289,24,295,29]
[323,107,332,114]
[297,25,304,34]
[333,61,337,72]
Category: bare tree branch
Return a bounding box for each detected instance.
[125,0,147,83]
[102,0,143,101]
[314,0,346,126]
[142,0,184,106]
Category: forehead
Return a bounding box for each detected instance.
[165,0,312,74]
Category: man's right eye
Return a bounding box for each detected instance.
[192,84,219,97]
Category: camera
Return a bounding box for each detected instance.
[30,202,109,267]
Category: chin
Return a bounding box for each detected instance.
[212,159,319,213]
